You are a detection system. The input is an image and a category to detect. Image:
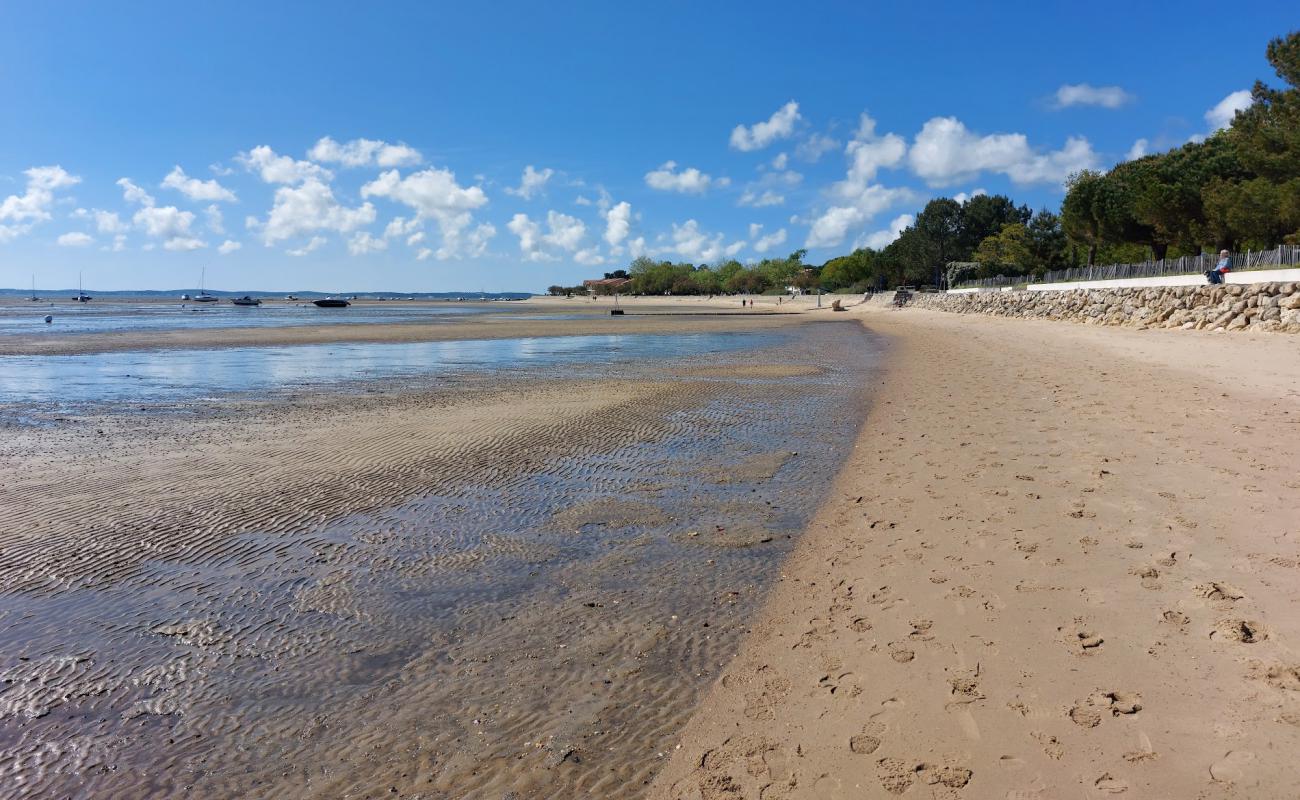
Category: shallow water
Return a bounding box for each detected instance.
[0,332,783,407]
[0,321,881,799]
[0,300,507,337]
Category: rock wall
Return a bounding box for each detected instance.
[906,282,1300,333]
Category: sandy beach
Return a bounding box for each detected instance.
[2,295,1298,798]
[651,304,1300,798]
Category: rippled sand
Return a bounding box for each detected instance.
[0,319,880,798]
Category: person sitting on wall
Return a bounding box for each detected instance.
[1205,250,1231,284]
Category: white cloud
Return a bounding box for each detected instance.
[574,194,593,206]
[730,101,801,151]
[1205,89,1252,130]
[664,219,743,264]
[751,226,788,254]
[771,152,788,170]
[645,161,717,194]
[1052,83,1134,109]
[383,216,421,239]
[236,145,333,184]
[406,231,425,246]
[504,165,555,199]
[542,210,585,251]
[57,231,93,247]
[107,234,126,252]
[218,239,242,254]
[507,213,546,260]
[0,166,81,242]
[908,116,1098,186]
[574,247,605,266]
[857,213,914,250]
[360,167,489,258]
[73,207,127,234]
[120,182,207,251]
[348,231,388,255]
[254,177,376,244]
[795,133,839,163]
[951,188,988,204]
[163,237,206,251]
[507,210,586,260]
[204,204,225,234]
[628,236,647,258]
[1126,138,1150,161]
[604,200,632,247]
[738,168,802,208]
[308,136,422,168]
[161,165,236,202]
[805,113,914,249]
[416,247,433,260]
[287,236,326,256]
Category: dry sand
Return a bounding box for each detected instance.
[650,305,1300,798]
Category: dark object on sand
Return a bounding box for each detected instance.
[610,309,624,315]
[231,296,261,306]
[313,298,351,308]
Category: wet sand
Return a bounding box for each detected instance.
[0,314,880,798]
[0,297,807,356]
[651,305,1300,798]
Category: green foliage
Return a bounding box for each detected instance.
[1059,30,1300,255]
[972,223,1032,272]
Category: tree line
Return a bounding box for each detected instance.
[552,30,1296,295]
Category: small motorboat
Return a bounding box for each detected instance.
[231,296,261,306]
[313,297,350,308]
[193,292,219,303]
[285,295,298,301]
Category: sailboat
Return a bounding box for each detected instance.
[193,267,219,303]
[28,275,40,302]
[73,271,91,303]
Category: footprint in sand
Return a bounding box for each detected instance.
[1129,565,1161,590]
[1070,691,1142,727]
[849,721,887,755]
[1210,618,1268,644]
[888,643,916,663]
[1197,582,1245,604]
[1209,750,1257,784]
[876,758,973,794]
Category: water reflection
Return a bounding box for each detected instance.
[0,332,779,406]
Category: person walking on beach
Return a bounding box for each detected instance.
[1206,250,1232,284]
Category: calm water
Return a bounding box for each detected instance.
[0,300,510,336]
[0,332,785,407]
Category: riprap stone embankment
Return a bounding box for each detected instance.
[907,282,1300,332]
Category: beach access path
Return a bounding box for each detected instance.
[650,306,1300,798]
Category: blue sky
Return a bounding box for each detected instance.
[0,1,1291,292]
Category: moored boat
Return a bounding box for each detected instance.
[312,297,350,307]
[231,296,261,306]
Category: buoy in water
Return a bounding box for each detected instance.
[44,315,53,324]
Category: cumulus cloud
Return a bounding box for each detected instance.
[118,176,207,250]
[361,167,491,258]
[1,166,81,242]
[730,101,801,151]
[739,167,802,208]
[162,165,237,202]
[951,188,988,204]
[504,165,555,199]
[857,213,914,250]
[644,161,718,194]
[57,231,93,247]
[73,207,127,234]
[287,236,326,257]
[750,225,788,254]
[236,145,333,184]
[1205,89,1252,130]
[204,204,225,234]
[308,136,422,168]
[604,201,632,247]
[1052,83,1134,109]
[252,178,376,246]
[218,240,242,254]
[507,210,586,260]
[795,133,839,163]
[574,247,606,266]
[664,219,744,264]
[805,113,914,249]
[348,231,388,255]
[1126,138,1150,161]
[908,116,1098,186]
